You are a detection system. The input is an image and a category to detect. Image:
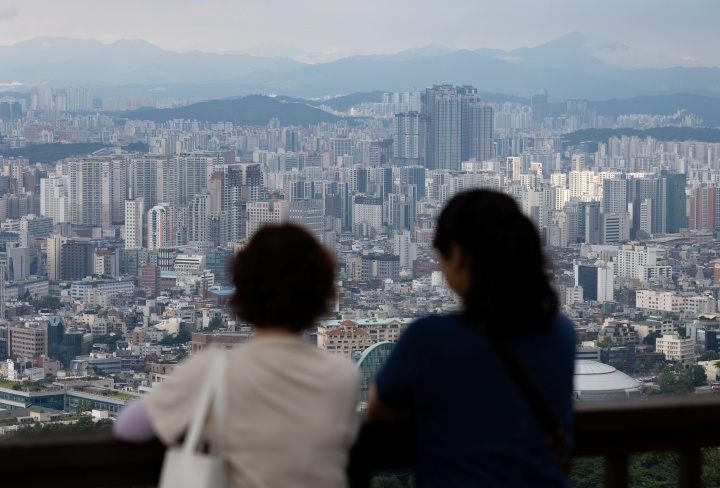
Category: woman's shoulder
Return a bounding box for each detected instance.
[549,313,577,344]
[408,313,461,332]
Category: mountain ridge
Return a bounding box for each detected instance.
[1,35,719,100]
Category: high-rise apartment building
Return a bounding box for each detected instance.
[662,170,687,233]
[188,193,211,247]
[424,84,493,171]
[689,186,720,231]
[68,158,126,229]
[603,175,628,214]
[353,195,383,234]
[584,201,601,244]
[393,112,422,165]
[425,85,461,171]
[124,198,144,249]
[531,89,548,123]
[46,234,66,281]
[147,204,186,250]
[40,176,69,224]
[288,200,324,243]
[458,85,494,162]
[66,85,93,112]
[245,200,289,240]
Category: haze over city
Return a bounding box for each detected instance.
[0,0,718,67]
[1,0,720,485]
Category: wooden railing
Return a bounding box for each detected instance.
[1,395,720,487]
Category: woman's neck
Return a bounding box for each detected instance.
[253,326,300,337]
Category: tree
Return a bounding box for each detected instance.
[643,358,654,372]
[691,365,708,387]
[29,295,62,311]
[76,400,95,415]
[677,325,687,339]
[699,350,719,361]
[94,334,123,352]
[206,316,224,331]
[608,359,626,372]
[572,457,605,488]
[371,475,404,488]
[644,332,663,346]
[633,360,643,373]
[160,330,192,345]
[658,366,695,394]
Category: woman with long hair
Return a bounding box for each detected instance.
[369,189,575,487]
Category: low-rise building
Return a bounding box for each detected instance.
[656,333,695,364]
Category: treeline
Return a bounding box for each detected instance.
[564,127,720,148]
[116,95,341,126]
[573,450,720,487]
[14,416,113,436]
[0,142,149,164]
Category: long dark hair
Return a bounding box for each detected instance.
[433,189,558,338]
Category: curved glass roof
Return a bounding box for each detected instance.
[356,341,395,390]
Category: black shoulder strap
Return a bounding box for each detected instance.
[486,335,571,475]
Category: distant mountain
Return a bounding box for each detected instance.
[1,35,719,101]
[115,95,340,125]
[0,37,302,86]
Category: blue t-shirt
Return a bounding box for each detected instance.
[375,314,575,488]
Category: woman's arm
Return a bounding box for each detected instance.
[112,400,157,442]
[367,383,412,423]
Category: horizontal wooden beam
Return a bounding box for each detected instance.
[1,395,719,488]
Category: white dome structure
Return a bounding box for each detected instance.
[573,360,643,401]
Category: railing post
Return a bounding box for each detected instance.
[605,454,628,488]
[678,448,701,488]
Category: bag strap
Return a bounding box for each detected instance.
[182,349,226,455]
[485,333,571,475]
[211,349,227,456]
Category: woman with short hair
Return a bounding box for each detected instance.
[115,224,360,488]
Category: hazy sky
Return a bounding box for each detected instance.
[0,0,718,67]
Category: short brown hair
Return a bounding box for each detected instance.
[228,224,335,331]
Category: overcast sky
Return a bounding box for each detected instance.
[0,0,718,67]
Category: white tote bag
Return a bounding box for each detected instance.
[159,349,227,488]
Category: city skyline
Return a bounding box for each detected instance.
[0,0,718,68]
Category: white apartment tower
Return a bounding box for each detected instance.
[40,176,69,224]
[124,198,144,249]
[147,204,187,251]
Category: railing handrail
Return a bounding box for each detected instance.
[2,395,720,488]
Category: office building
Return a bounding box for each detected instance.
[288,200,324,243]
[60,239,94,280]
[245,200,289,240]
[601,212,630,244]
[574,262,614,303]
